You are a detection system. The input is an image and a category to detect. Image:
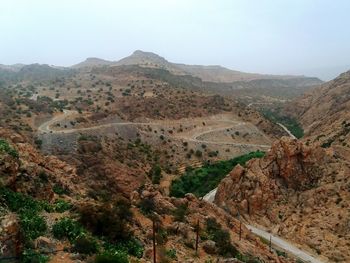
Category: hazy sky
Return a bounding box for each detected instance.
[1,0,349,80]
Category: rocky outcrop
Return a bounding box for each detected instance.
[215,137,328,216]
[131,184,289,263]
[215,137,350,262]
[0,213,20,258]
[0,128,82,198]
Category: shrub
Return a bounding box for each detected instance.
[166,248,177,259]
[79,198,133,241]
[20,210,47,240]
[52,184,69,195]
[52,218,84,241]
[0,139,19,158]
[54,199,72,212]
[195,150,202,157]
[206,218,238,258]
[173,204,188,222]
[95,252,128,263]
[104,238,144,259]
[139,198,155,216]
[0,187,42,213]
[34,138,43,149]
[73,235,99,255]
[148,164,162,184]
[21,249,49,263]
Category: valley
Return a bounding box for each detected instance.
[0,50,348,263]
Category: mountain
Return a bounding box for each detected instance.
[285,70,350,150]
[72,50,323,84]
[0,63,25,72]
[71,57,115,69]
[0,64,75,85]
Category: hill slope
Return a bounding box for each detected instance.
[285,70,350,150]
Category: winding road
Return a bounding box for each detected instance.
[38,110,271,149]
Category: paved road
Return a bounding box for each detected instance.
[277,123,297,139]
[246,225,324,263]
[203,189,324,263]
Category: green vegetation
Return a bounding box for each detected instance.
[0,138,19,158]
[52,184,69,195]
[165,248,177,259]
[148,164,162,184]
[261,109,304,138]
[173,203,188,222]
[52,218,84,241]
[20,210,47,240]
[53,199,72,212]
[170,151,265,197]
[21,249,49,263]
[206,218,238,257]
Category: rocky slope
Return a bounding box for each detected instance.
[214,137,350,262]
[285,70,350,152]
[1,127,294,262]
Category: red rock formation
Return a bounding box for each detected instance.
[214,137,350,262]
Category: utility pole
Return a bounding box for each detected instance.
[269,235,272,252]
[195,219,199,253]
[153,220,157,263]
[239,221,242,241]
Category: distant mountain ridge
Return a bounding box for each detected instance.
[72,50,323,83]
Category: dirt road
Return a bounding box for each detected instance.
[38,110,271,148]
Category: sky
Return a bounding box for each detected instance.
[0,0,349,80]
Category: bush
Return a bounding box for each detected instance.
[104,238,144,258]
[54,199,72,212]
[20,210,47,240]
[79,198,133,241]
[148,164,162,184]
[52,184,69,195]
[0,187,43,213]
[52,218,84,241]
[0,139,19,158]
[166,248,177,259]
[173,204,188,222]
[206,218,238,258]
[95,251,128,263]
[139,198,155,216]
[195,150,202,157]
[73,235,99,255]
[21,249,49,263]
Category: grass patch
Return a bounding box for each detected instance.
[170,151,265,197]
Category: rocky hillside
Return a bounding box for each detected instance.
[214,137,350,262]
[285,70,350,151]
[0,128,291,263]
